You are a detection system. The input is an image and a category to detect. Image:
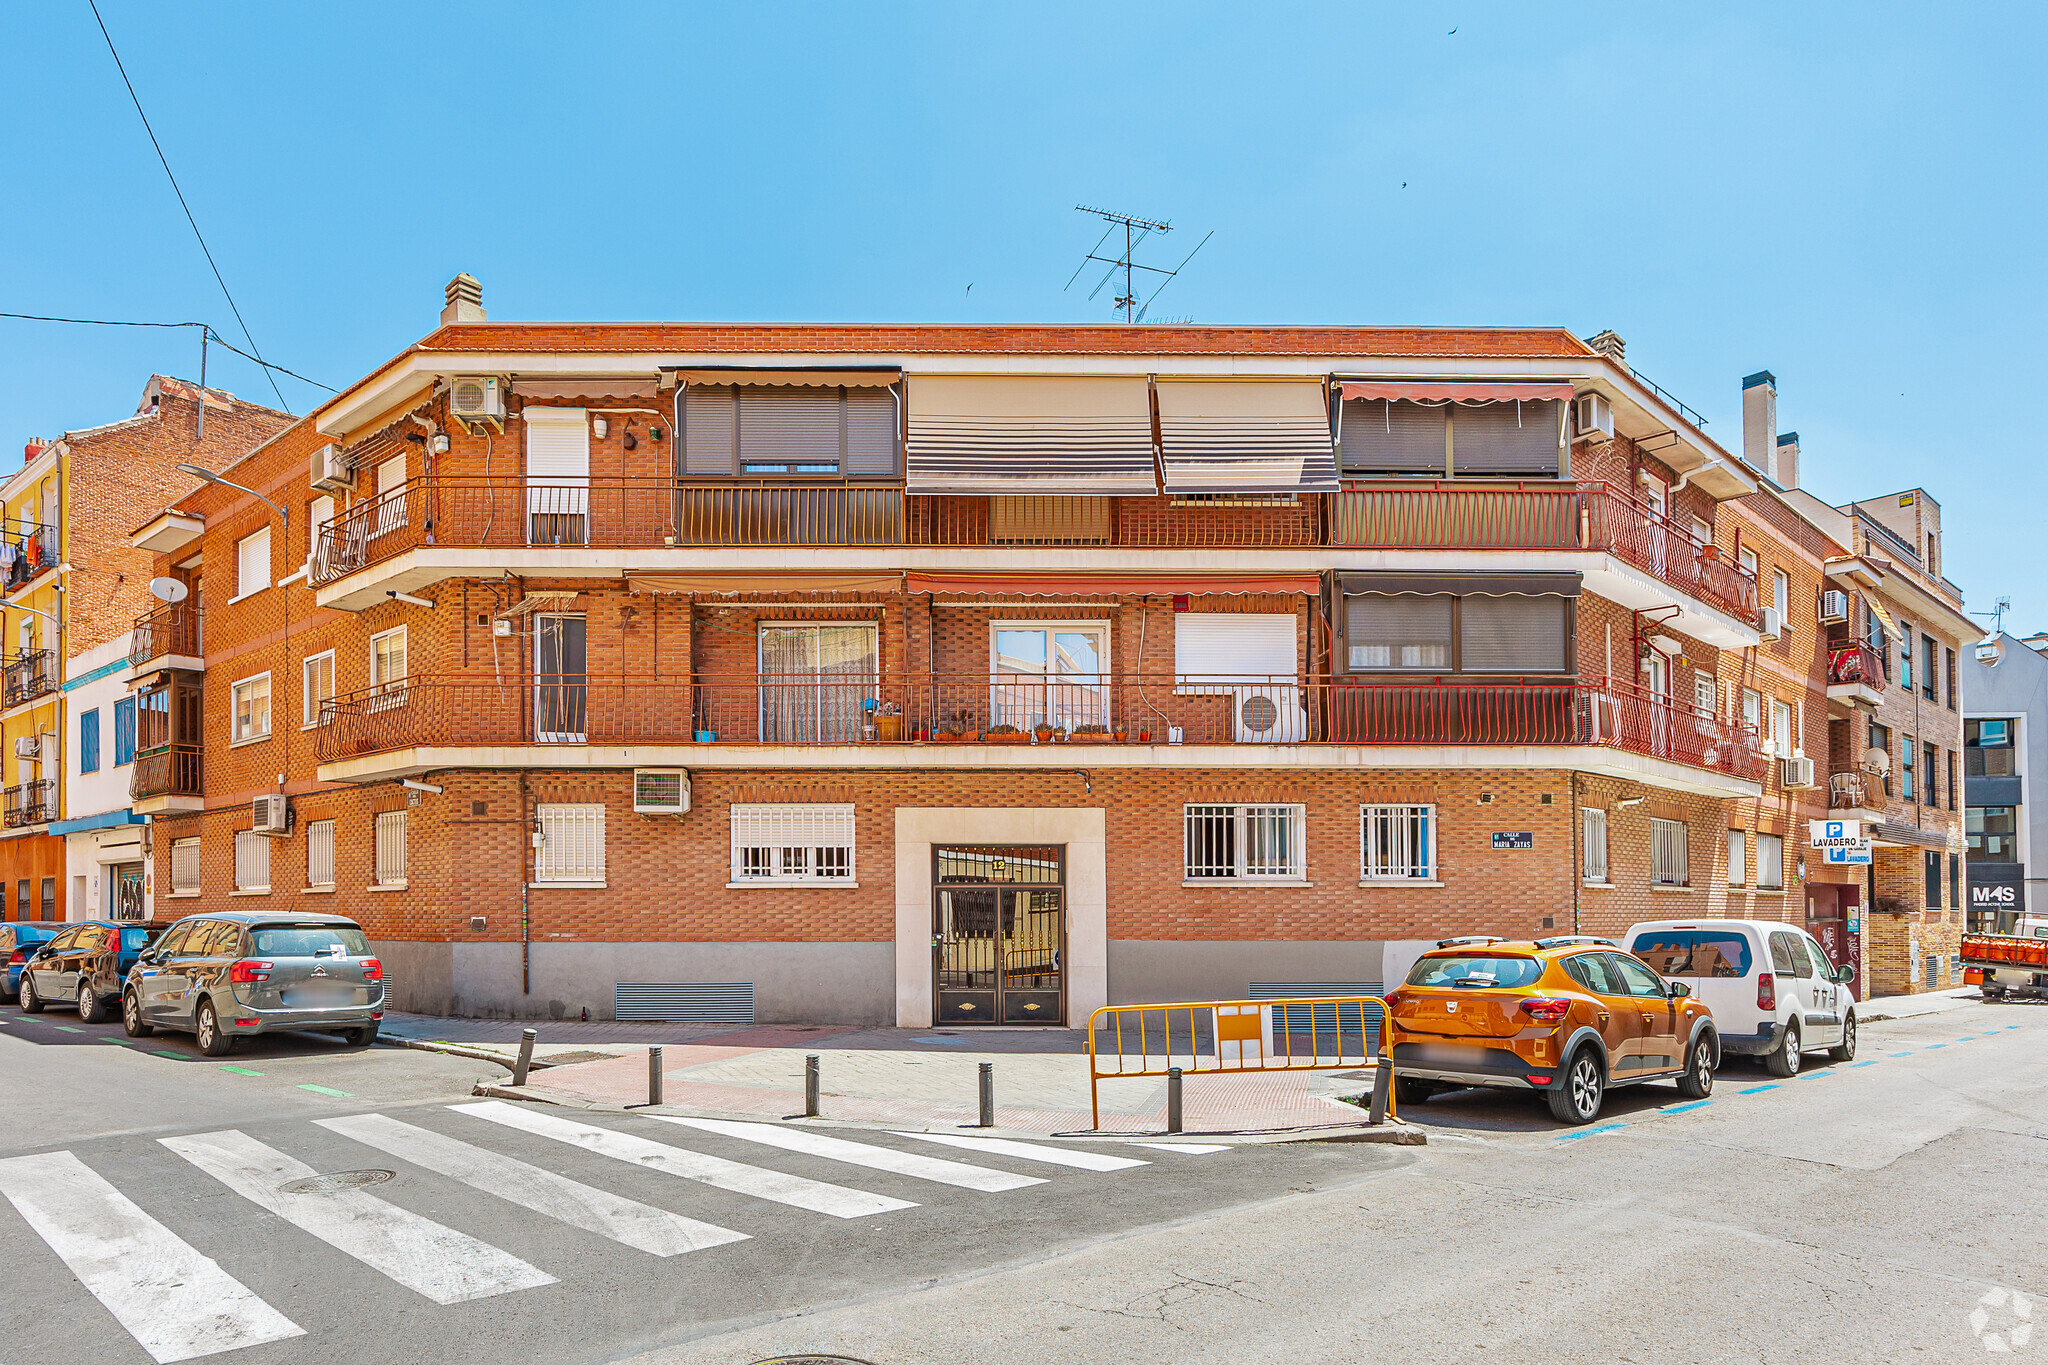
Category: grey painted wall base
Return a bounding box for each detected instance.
[1107,940,1391,1005]
[371,941,896,1024]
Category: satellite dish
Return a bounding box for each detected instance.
[149,577,189,604]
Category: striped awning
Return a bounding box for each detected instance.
[1156,379,1339,496]
[906,376,1158,496]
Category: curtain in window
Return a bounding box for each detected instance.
[758,625,877,743]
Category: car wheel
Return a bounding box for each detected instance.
[344,1023,379,1048]
[195,1000,234,1057]
[1765,1019,1803,1077]
[1676,1034,1715,1098]
[123,990,154,1038]
[19,971,44,1014]
[77,981,105,1025]
[1546,1048,1605,1125]
[1829,1012,1857,1063]
[1394,1076,1437,1106]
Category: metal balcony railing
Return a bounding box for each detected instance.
[315,671,1765,783]
[2,650,57,707]
[2,778,55,828]
[128,603,203,668]
[130,745,202,801]
[2,522,58,591]
[1827,642,1887,689]
[1829,772,1871,809]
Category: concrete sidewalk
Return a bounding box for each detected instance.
[1857,984,1989,1022]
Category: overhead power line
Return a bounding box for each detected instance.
[0,312,338,393]
[85,0,291,413]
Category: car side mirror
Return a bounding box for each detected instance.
[1667,981,1692,999]
[1834,964,1857,984]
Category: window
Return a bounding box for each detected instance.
[1651,817,1688,886]
[14,879,25,919]
[231,673,271,744]
[992,622,1109,731]
[1608,953,1668,999]
[170,838,200,894]
[1770,700,1794,756]
[1950,853,1962,918]
[1408,954,1546,988]
[1726,829,1746,886]
[1183,804,1306,881]
[233,830,271,892]
[373,809,407,887]
[1173,614,1295,690]
[1342,589,1570,674]
[1925,851,1942,912]
[1629,929,1752,978]
[523,407,591,545]
[1757,833,1784,890]
[1563,952,1626,995]
[755,623,877,742]
[1345,593,1449,670]
[1742,689,1761,735]
[78,708,100,774]
[1901,734,1915,802]
[306,819,335,888]
[1899,622,1914,691]
[1690,516,1713,545]
[1768,931,1805,976]
[1870,720,1893,794]
[730,803,856,884]
[303,652,336,728]
[684,384,899,477]
[1582,807,1608,883]
[1693,673,1716,716]
[1948,750,1958,812]
[113,696,136,766]
[1924,742,1939,808]
[1923,636,1938,701]
[40,878,54,922]
[536,804,606,884]
[1738,546,1758,579]
[1361,804,1435,881]
[1866,600,1887,653]
[1946,648,1958,710]
[1966,719,2016,776]
[988,496,1110,544]
[373,454,407,537]
[370,628,408,709]
[1772,569,1790,617]
[1968,806,2018,863]
[308,494,334,559]
[235,526,271,598]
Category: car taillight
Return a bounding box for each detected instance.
[1518,997,1572,1024]
[362,958,383,981]
[1381,991,1404,1010]
[7,949,22,965]
[1757,972,1776,1011]
[229,959,274,983]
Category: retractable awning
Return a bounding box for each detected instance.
[906,571,1318,597]
[671,370,900,388]
[1156,379,1338,496]
[906,376,1158,496]
[1867,597,1906,642]
[627,572,904,594]
[1338,380,1576,404]
[1339,571,1582,597]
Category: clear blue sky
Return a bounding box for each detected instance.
[3,3,2040,631]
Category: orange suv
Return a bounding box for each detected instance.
[1384,935,1720,1124]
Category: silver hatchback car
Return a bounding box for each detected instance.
[122,911,385,1056]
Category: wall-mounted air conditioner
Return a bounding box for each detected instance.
[1781,755,1817,789]
[1818,590,1849,625]
[1758,606,1783,641]
[252,793,291,837]
[310,443,357,493]
[1231,686,1305,744]
[1572,392,1615,444]
[633,769,691,814]
[450,376,506,422]
[11,735,40,760]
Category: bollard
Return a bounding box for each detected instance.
[977,1061,995,1128]
[512,1028,537,1087]
[1166,1067,1183,1134]
[1368,1057,1393,1125]
[805,1054,821,1118]
[648,1046,664,1107]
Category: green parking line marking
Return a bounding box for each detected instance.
[1740,1083,1779,1094]
[1663,1100,1713,1114]
[219,1065,263,1076]
[53,1025,85,1034]
[152,1050,189,1060]
[99,1037,133,1044]
[297,1084,352,1098]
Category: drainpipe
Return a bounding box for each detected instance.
[519,771,533,997]
[1571,770,1582,934]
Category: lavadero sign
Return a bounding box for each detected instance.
[1968,862,2026,916]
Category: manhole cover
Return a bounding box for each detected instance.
[749,1357,879,1365]
[278,1169,395,1194]
[537,1050,613,1066]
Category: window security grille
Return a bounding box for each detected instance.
[536,804,607,883]
[730,804,855,883]
[233,830,270,892]
[171,838,200,893]
[1652,817,1689,886]
[1184,804,1305,880]
[1581,808,1608,883]
[306,819,335,888]
[1360,804,1434,880]
[373,809,407,886]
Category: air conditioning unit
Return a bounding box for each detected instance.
[1819,589,1849,625]
[1781,754,1817,789]
[310,443,357,493]
[1758,606,1783,641]
[251,793,291,837]
[1230,685,1306,744]
[1572,392,1615,444]
[450,376,505,422]
[11,735,40,760]
[632,769,691,814]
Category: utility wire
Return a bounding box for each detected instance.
[84,0,292,413]
[0,312,338,393]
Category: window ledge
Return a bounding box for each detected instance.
[365,882,408,893]
[531,881,608,890]
[1755,888,1787,896]
[163,890,200,899]
[1181,878,1312,888]
[302,885,334,895]
[226,588,268,605]
[229,888,271,897]
[1650,884,1695,893]
[1359,879,1444,888]
[1582,880,1615,890]
[230,734,272,749]
[725,880,860,890]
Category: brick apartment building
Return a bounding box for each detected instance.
[123,279,1966,1023]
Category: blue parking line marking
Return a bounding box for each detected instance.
[1891,1051,1915,1057]
[1955,1035,1975,1041]
[1663,1100,1713,1114]
[1740,1084,1779,1094]
[1925,1043,1947,1049]
[1555,1122,1628,1140]
[1802,1070,1833,1078]
[1852,1060,1880,1067]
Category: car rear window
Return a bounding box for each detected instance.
[252,924,370,957]
[1406,955,1544,989]
[1630,930,1754,978]
[120,928,157,951]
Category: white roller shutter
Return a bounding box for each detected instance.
[1174,614,1297,693]
[524,407,590,520]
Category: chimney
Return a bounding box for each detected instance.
[1742,370,1777,481]
[1775,432,1800,490]
[441,273,486,325]
[23,439,47,467]
[1586,330,1627,364]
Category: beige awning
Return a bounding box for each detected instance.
[1156,379,1337,495]
[1868,597,1905,642]
[906,375,1157,496]
[671,370,900,388]
[626,572,904,595]
[510,376,659,401]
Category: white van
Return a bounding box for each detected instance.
[1623,919,1857,1076]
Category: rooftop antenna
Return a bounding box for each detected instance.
[1970,596,2013,639]
[1065,206,1213,323]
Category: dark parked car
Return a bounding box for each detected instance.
[18,921,170,1022]
[0,923,60,1003]
[123,912,384,1056]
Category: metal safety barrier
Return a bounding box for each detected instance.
[1085,994,1393,1132]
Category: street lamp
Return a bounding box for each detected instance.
[176,463,293,790]
[174,465,289,529]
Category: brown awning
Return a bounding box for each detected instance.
[510,376,660,401]
[626,572,905,595]
[671,370,901,388]
[1340,571,1582,597]
[906,571,1318,597]
[1339,380,1576,404]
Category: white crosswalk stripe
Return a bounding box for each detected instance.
[160,1130,558,1305]
[451,1101,918,1218]
[650,1116,1047,1192]
[0,1150,305,1363]
[317,1113,749,1257]
[895,1131,1151,1171]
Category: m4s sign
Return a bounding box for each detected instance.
[1972,884,2019,908]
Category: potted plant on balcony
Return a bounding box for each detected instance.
[1069,723,1113,745]
[985,724,1029,745]
[936,709,979,743]
[1112,727,1128,743]
[1032,722,1056,744]
[1136,727,1152,743]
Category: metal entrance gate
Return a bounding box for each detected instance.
[933,844,1065,1025]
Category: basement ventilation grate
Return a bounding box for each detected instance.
[1248,981,1386,1052]
[614,981,756,1024]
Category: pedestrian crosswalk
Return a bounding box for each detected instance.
[0,1105,1223,1363]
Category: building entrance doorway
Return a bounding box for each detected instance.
[933,844,1065,1024]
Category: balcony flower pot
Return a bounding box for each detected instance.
[1032,724,1056,744]
[694,730,716,743]
[1069,725,1113,745]
[1136,729,1153,743]
[985,726,1029,745]
[1112,729,1128,743]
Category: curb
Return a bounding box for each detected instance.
[387,1037,558,1072]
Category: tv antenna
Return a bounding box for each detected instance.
[1970,595,2013,638]
[1065,206,1213,323]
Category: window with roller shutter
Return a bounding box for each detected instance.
[1173,614,1297,692]
[1340,577,1575,675]
[523,407,590,544]
[683,385,898,477]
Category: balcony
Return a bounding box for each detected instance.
[130,745,202,804]
[129,603,204,671]
[2,778,55,829]
[2,522,58,594]
[315,672,1764,793]
[2,650,56,708]
[1828,771,1885,817]
[1826,642,1887,709]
